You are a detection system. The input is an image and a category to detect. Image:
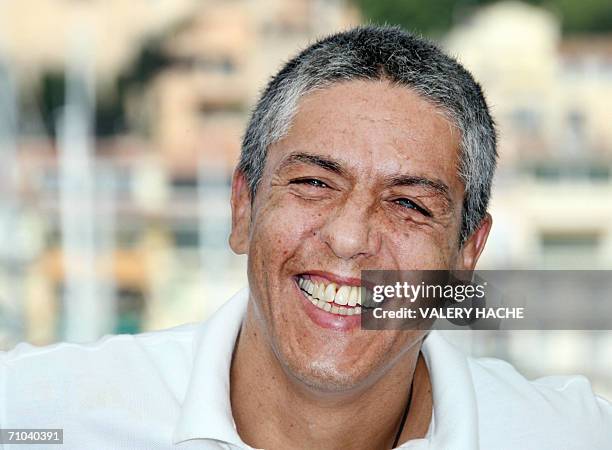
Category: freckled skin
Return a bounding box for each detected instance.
[229,80,492,450]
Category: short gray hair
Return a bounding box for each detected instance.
[238,25,497,242]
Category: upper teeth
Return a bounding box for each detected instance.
[298,277,362,314]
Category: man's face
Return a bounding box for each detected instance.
[230,79,490,391]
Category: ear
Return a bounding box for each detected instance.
[455,213,492,271]
[229,169,252,255]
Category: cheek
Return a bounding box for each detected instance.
[382,222,457,269]
[248,194,322,276]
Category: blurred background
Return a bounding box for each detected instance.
[0,0,611,398]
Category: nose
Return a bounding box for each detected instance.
[316,199,380,260]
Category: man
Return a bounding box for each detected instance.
[1,26,610,450]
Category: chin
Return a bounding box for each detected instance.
[285,359,367,393]
[273,342,388,394]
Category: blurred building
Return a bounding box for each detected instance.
[0,0,359,349]
[446,1,612,269]
[444,1,612,399]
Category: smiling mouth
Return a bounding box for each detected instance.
[296,275,362,316]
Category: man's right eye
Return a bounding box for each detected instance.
[290,178,329,188]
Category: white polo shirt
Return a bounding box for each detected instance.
[1,287,611,449]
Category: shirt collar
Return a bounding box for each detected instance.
[173,287,479,450]
[173,287,250,447]
[419,331,479,449]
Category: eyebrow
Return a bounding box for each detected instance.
[277,152,348,177]
[385,175,453,207]
[277,151,453,207]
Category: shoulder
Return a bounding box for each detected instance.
[1,322,198,374]
[468,355,612,449]
[0,323,201,429]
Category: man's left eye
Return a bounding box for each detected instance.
[394,198,431,217]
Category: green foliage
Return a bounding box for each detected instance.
[36,35,171,138]
[351,0,612,35]
[552,0,612,34]
[38,71,127,138]
[353,0,464,36]
[38,72,65,138]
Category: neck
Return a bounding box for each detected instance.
[230,303,433,450]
